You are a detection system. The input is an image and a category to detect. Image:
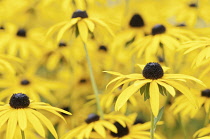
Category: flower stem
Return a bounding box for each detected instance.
[150,113,155,139]
[83,42,104,119]
[204,110,210,126]
[21,130,25,139]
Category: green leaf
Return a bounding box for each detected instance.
[140,85,146,95]
[154,106,165,126]
[144,83,150,101]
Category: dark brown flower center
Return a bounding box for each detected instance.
[9,93,30,109]
[72,10,88,18]
[201,89,210,98]
[189,3,197,7]
[58,42,67,47]
[20,79,30,85]
[129,14,144,27]
[16,29,27,37]
[142,62,164,79]
[151,24,166,35]
[110,122,129,137]
[85,113,100,124]
[98,45,108,52]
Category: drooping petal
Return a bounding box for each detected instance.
[156,80,176,97]
[26,109,45,138]
[17,109,27,130]
[93,122,106,138]
[101,120,117,133]
[83,19,95,32]
[149,81,160,117]
[78,20,89,43]
[6,110,17,139]
[115,80,150,111]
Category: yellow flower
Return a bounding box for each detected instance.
[0,64,64,103]
[47,8,114,43]
[0,93,71,139]
[131,24,196,62]
[105,62,204,117]
[61,113,117,139]
[171,88,210,118]
[194,125,210,139]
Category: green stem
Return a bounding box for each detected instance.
[21,130,25,139]
[178,114,187,139]
[83,42,104,119]
[204,110,210,126]
[150,113,155,139]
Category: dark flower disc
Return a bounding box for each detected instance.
[20,79,30,85]
[9,93,30,109]
[201,89,210,98]
[59,42,67,47]
[110,122,129,137]
[129,14,145,27]
[142,62,164,79]
[16,29,27,37]
[189,3,197,7]
[151,24,166,35]
[98,45,108,52]
[85,113,100,124]
[133,119,145,125]
[72,10,88,18]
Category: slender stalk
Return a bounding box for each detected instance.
[204,109,210,126]
[21,130,25,139]
[150,113,155,139]
[83,42,104,118]
[178,114,187,139]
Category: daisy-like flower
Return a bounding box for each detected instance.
[131,24,196,62]
[105,62,204,117]
[0,64,64,103]
[0,93,71,139]
[61,113,117,139]
[180,37,210,68]
[171,88,210,118]
[47,8,114,43]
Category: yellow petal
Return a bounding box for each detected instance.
[156,80,176,97]
[6,110,17,139]
[93,122,106,138]
[83,19,95,32]
[149,81,160,117]
[101,120,117,133]
[26,109,45,138]
[115,80,150,111]
[31,109,58,139]
[78,20,89,43]
[18,109,27,130]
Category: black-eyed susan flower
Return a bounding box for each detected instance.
[105,62,204,117]
[47,8,114,43]
[61,113,117,139]
[0,93,71,139]
[0,64,64,103]
[131,24,196,63]
[171,88,210,118]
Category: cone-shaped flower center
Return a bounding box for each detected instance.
[133,119,145,125]
[16,29,27,37]
[20,79,30,85]
[189,3,197,7]
[59,42,67,47]
[72,10,88,18]
[176,23,186,27]
[129,14,144,27]
[9,93,30,109]
[85,113,100,124]
[0,26,4,30]
[61,106,71,116]
[98,45,108,52]
[143,62,164,79]
[79,78,87,84]
[110,122,129,137]
[151,24,166,35]
[201,89,210,98]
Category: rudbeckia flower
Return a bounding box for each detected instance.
[171,88,210,118]
[180,37,210,68]
[0,93,71,139]
[105,62,204,117]
[131,24,196,62]
[47,8,114,43]
[0,64,64,103]
[61,113,117,139]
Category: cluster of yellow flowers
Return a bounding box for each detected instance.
[1,0,210,139]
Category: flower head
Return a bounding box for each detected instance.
[0,93,71,139]
[105,62,205,117]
